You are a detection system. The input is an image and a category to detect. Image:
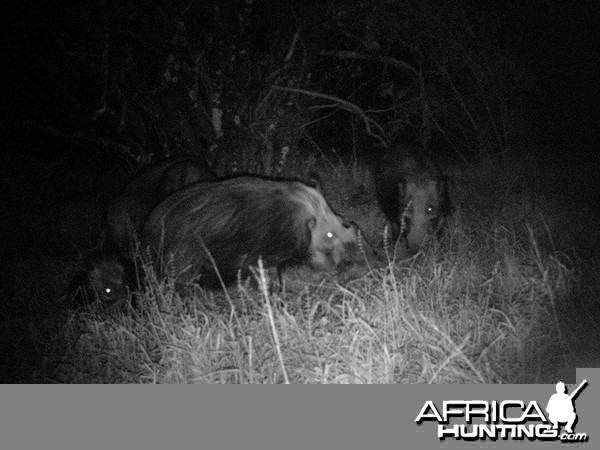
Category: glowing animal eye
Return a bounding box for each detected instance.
[104,287,112,294]
[326,231,334,239]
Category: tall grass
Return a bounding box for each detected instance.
[37,158,573,384]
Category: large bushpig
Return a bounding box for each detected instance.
[106,156,216,256]
[374,144,451,253]
[143,175,375,287]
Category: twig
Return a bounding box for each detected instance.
[286,30,301,62]
[272,86,389,147]
[320,50,419,78]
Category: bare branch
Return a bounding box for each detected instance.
[272,86,390,147]
[285,30,301,62]
[320,50,419,78]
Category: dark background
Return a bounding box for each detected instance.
[5,1,600,163]
[5,0,600,250]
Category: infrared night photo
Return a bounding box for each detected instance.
[3,0,599,384]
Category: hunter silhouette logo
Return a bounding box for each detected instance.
[546,380,587,434]
[415,380,589,442]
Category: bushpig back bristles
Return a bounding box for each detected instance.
[106,155,216,256]
[375,144,451,253]
[143,175,371,288]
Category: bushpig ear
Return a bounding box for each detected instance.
[307,172,323,192]
[342,219,358,229]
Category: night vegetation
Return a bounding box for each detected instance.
[4,0,599,383]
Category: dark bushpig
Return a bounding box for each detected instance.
[106,155,216,256]
[67,252,136,308]
[374,144,451,253]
